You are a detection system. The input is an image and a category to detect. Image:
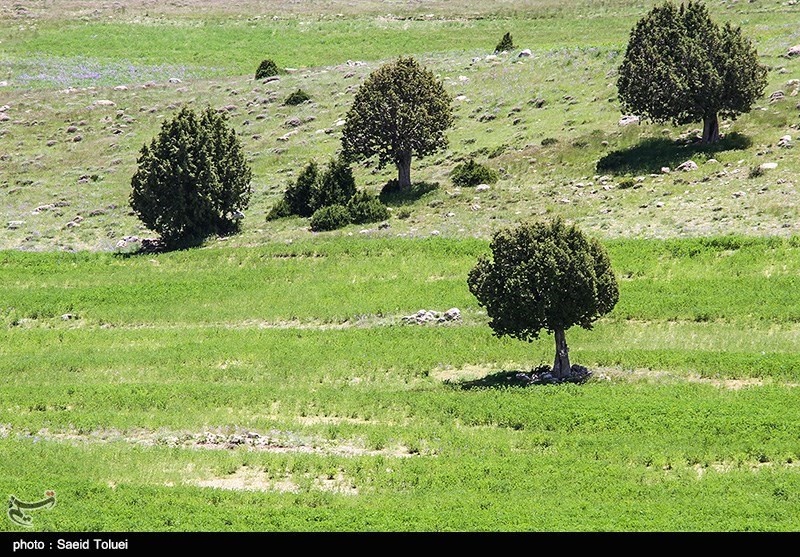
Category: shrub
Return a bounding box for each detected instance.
[284,162,320,217]
[312,158,357,209]
[130,106,252,248]
[748,165,765,179]
[450,159,499,188]
[310,204,351,231]
[347,191,390,224]
[284,89,310,106]
[541,137,559,146]
[618,179,636,189]
[266,198,292,221]
[255,59,280,80]
[495,32,514,53]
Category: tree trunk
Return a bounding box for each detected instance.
[396,153,412,190]
[552,327,571,378]
[701,113,720,144]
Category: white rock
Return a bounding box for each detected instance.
[732,191,746,198]
[676,160,698,172]
[788,45,800,56]
[113,85,128,91]
[444,308,461,321]
[518,49,532,57]
[168,77,182,84]
[760,162,778,170]
[430,230,441,236]
[458,75,468,82]
[619,115,640,126]
[485,54,498,61]
[0,81,7,87]
[454,95,468,101]
[94,99,116,106]
[705,159,718,164]
[335,119,346,126]
[475,184,490,192]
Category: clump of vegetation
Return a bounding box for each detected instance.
[342,57,453,190]
[617,0,767,144]
[265,198,292,221]
[494,32,514,53]
[541,137,559,146]
[284,89,311,106]
[284,161,321,217]
[748,165,765,179]
[312,157,357,210]
[488,144,507,159]
[347,190,390,224]
[450,159,499,188]
[255,59,280,80]
[468,218,619,378]
[310,204,351,231]
[130,106,252,248]
[618,179,636,189]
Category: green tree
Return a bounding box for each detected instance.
[494,32,514,53]
[468,219,619,378]
[284,161,320,218]
[341,57,453,190]
[617,1,767,144]
[312,158,357,210]
[130,106,252,247]
[255,59,279,80]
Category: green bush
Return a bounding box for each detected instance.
[266,198,292,221]
[284,89,311,106]
[494,32,514,53]
[312,158,357,209]
[255,59,280,80]
[541,137,559,146]
[284,162,320,218]
[310,204,351,231]
[130,106,252,248]
[347,191,390,224]
[450,159,499,188]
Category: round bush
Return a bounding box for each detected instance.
[266,198,292,221]
[310,204,351,231]
[255,59,280,80]
[130,106,252,247]
[450,159,499,188]
[347,191,389,224]
[284,89,311,106]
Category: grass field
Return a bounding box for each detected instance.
[2,0,800,532]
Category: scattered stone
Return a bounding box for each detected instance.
[518,49,532,57]
[277,131,298,141]
[343,71,356,78]
[335,119,346,126]
[655,201,664,208]
[262,76,280,84]
[769,90,785,102]
[676,160,698,172]
[168,77,182,84]
[485,54,498,61]
[284,117,303,128]
[760,162,778,170]
[402,308,461,325]
[471,204,481,211]
[61,314,74,321]
[46,140,56,147]
[732,191,746,198]
[788,45,800,56]
[444,308,461,321]
[72,135,83,142]
[0,113,9,122]
[378,222,390,230]
[93,100,116,107]
[477,113,496,122]
[661,166,671,174]
[113,85,128,91]
[530,364,592,385]
[66,125,78,133]
[430,230,441,236]
[618,115,640,126]
[7,221,24,230]
[778,135,792,148]
[475,184,490,192]
[529,97,546,108]
[455,95,468,101]
[705,158,718,164]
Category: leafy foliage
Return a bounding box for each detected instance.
[312,158,357,210]
[450,159,500,187]
[130,106,252,247]
[254,59,279,80]
[284,89,311,106]
[617,1,767,142]
[341,57,453,187]
[494,32,515,53]
[309,204,351,231]
[347,191,390,224]
[265,198,292,221]
[284,161,321,218]
[468,218,619,342]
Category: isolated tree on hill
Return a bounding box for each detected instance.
[617,1,767,144]
[468,219,619,379]
[130,106,252,247]
[341,57,453,190]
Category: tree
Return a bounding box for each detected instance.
[282,158,357,218]
[494,32,514,53]
[130,106,252,247]
[617,1,767,144]
[467,219,619,378]
[255,59,279,80]
[341,57,453,190]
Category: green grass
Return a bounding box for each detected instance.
[3,236,800,531]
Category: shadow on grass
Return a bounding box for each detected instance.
[446,370,534,390]
[379,180,439,206]
[113,236,203,258]
[596,133,752,175]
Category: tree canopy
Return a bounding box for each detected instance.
[617,1,767,143]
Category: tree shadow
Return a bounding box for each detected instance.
[446,370,536,390]
[112,236,203,258]
[596,133,752,175]
[379,180,439,206]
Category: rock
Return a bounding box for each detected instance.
[529,97,546,108]
[168,77,182,84]
[485,54,498,61]
[0,113,10,122]
[444,308,461,321]
[231,210,245,220]
[46,140,56,147]
[277,131,298,141]
[660,166,671,174]
[455,95,468,101]
[778,135,792,148]
[655,201,664,208]
[7,221,24,230]
[769,90,785,102]
[284,117,303,127]
[475,184,490,192]
[477,113,496,122]
[93,99,116,107]
[732,191,746,198]
[430,230,441,236]
[445,212,455,218]
[335,119,346,126]
[787,79,800,88]
[262,76,280,83]
[66,125,78,133]
[378,222,390,230]
[788,45,800,56]
[705,158,718,164]
[113,85,128,91]
[518,49,532,57]
[760,162,778,170]
[72,135,83,142]
[676,160,698,172]
[0,81,7,87]
[61,313,74,320]
[618,115,640,126]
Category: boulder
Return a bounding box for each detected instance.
[518,49,532,57]
[618,115,640,126]
[778,135,792,148]
[676,160,698,172]
[476,184,491,192]
[760,162,778,170]
[444,308,461,321]
[788,45,800,56]
[769,90,785,102]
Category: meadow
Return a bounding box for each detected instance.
[2,0,800,531]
